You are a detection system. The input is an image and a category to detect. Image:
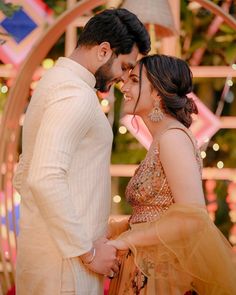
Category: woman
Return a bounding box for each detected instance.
[107,54,236,295]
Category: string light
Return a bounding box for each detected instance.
[113,195,121,203]
[217,161,224,169]
[1,85,8,93]
[101,99,109,107]
[225,91,234,103]
[200,151,206,159]
[226,79,233,87]
[42,58,54,69]
[30,81,38,90]
[119,126,127,134]
[100,99,110,113]
[19,114,25,126]
[213,143,220,151]
[14,192,21,205]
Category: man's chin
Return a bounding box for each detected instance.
[97,84,111,93]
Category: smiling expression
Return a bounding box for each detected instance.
[121,63,157,118]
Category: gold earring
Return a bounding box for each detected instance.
[148,99,164,122]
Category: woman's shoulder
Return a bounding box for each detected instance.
[157,123,196,150]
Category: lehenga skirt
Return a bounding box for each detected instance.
[109,250,196,295]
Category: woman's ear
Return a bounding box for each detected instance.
[97,42,113,63]
[150,88,159,100]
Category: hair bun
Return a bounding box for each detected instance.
[185,97,198,114]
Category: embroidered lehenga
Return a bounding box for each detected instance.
[108,126,236,295]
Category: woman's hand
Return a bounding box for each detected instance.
[107,239,129,250]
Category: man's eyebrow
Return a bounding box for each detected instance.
[123,62,135,69]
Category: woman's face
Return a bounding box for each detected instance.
[121,63,155,117]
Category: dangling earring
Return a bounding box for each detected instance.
[148,99,164,122]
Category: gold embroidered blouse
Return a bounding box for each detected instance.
[126,127,202,224]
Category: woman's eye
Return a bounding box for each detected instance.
[131,78,138,83]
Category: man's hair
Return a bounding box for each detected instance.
[77,8,150,55]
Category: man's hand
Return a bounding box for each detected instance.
[107,239,129,251]
[80,237,119,276]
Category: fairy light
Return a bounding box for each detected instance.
[204,137,209,143]
[200,151,206,159]
[101,99,109,107]
[14,192,21,205]
[217,161,224,169]
[213,143,220,151]
[42,58,54,69]
[113,195,121,203]
[30,81,38,90]
[19,114,25,126]
[1,85,8,93]
[119,126,127,134]
[226,79,233,87]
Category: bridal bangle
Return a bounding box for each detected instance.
[82,247,96,265]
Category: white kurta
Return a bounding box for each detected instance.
[13,57,113,295]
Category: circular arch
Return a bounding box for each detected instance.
[192,0,236,31]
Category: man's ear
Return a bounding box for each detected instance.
[97,42,113,63]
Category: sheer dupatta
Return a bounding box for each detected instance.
[116,203,236,295]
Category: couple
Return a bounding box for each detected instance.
[13,8,236,295]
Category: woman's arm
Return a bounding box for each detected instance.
[107,215,130,239]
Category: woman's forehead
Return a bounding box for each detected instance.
[130,63,140,76]
[130,62,147,79]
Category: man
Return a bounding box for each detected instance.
[13,8,150,295]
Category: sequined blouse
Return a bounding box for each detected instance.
[126,126,202,224]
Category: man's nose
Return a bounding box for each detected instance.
[121,82,129,94]
[120,71,129,84]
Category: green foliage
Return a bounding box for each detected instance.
[0,79,8,113]
[180,0,236,65]
[214,180,232,239]
[0,0,21,17]
[43,0,66,15]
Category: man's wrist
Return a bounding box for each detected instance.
[80,247,96,265]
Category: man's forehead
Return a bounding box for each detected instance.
[120,56,137,68]
[119,46,139,67]
[123,61,136,69]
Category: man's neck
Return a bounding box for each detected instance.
[69,47,96,75]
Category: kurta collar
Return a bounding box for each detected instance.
[56,57,96,89]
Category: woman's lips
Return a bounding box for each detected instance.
[123,94,132,102]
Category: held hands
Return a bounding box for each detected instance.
[80,237,119,277]
[107,239,129,251]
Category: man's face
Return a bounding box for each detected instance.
[95,45,139,92]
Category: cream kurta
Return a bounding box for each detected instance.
[13,57,113,295]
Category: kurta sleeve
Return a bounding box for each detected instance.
[27,82,96,258]
[117,203,236,295]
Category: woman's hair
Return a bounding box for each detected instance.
[134,54,198,128]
